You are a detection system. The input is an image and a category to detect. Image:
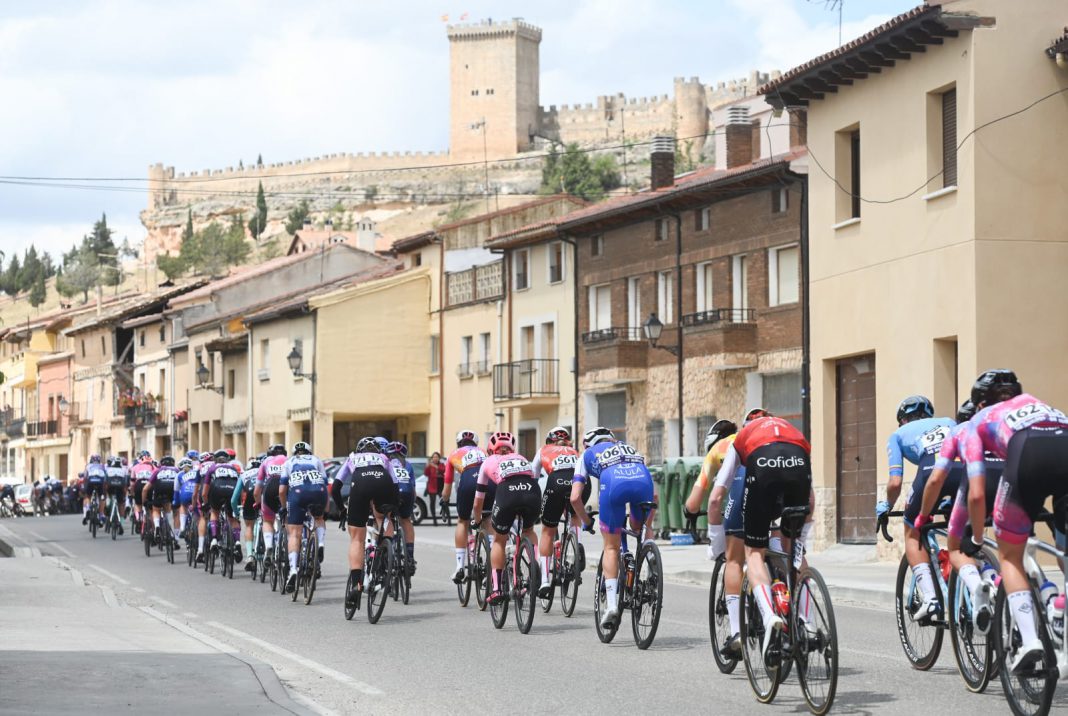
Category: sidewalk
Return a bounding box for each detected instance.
[413,523,897,608]
[0,526,312,716]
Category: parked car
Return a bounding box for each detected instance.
[324,456,431,525]
[14,485,34,516]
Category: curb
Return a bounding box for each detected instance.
[0,524,40,558]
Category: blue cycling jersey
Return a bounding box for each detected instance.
[574,441,651,483]
[886,417,956,478]
[173,469,198,504]
[281,454,327,488]
[390,458,416,494]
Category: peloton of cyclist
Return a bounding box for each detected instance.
[81,454,107,526]
[338,437,398,609]
[530,426,581,598]
[442,430,488,584]
[279,442,328,594]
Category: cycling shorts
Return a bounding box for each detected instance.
[903,452,963,528]
[241,489,258,521]
[947,458,1003,541]
[597,471,655,535]
[132,479,148,506]
[994,427,1068,544]
[722,471,746,538]
[456,468,495,521]
[106,483,126,501]
[741,442,811,548]
[208,481,237,514]
[397,491,414,520]
[347,473,399,528]
[539,469,587,527]
[148,482,175,509]
[86,479,105,497]
[287,484,327,526]
[261,476,281,521]
[174,490,195,507]
[490,476,542,535]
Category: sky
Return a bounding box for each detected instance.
[0,0,914,260]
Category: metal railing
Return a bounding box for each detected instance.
[457,363,473,379]
[474,360,492,376]
[580,326,645,344]
[0,409,25,439]
[680,308,756,327]
[493,359,559,401]
[123,402,168,430]
[26,420,59,438]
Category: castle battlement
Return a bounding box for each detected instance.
[446,18,542,43]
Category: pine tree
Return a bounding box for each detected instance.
[4,255,21,299]
[55,242,100,304]
[183,208,194,242]
[256,153,263,167]
[248,182,268,239]
[284,200,311,234]
[28,273,46,307]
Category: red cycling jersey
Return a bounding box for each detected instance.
[732,417,810,462]
[444,445,480,486]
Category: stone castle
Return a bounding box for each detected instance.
[143,18,776,259]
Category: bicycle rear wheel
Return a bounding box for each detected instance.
[994,582,1057,716]
[560,530,581,618]
[143,524,152,557]
[224,529,235,580]
[186,531,195,567]
[709,555,739,674]
[894,554,943,669]
[593,552,621,643]
[490,565,510,630]
[344,571,358,621]
[303,532,318,605]
[367,540,391,624]
[794,567,838,716]
[515,537,538,634]
[740,578,781,704]
[948,565,994,693]
[165,522,175,564]
[474,532,490,611]
[632,540,663,649]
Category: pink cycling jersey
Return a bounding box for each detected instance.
[476,453,535,487]
[958,394,1068,478]
[130,462,155,483]
[256,455,287,487]
[933,422,969,471]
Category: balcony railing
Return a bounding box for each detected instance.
[0,409,25,439]
[123,402,168,430]
[474,360,492,376]
[446,261,504,307]
[457,363,473,379]
[581,326,645,344]
[493,359,559,401]
[681,308,756,327]
[26,420,59,438]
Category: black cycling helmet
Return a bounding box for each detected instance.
[895,395,934,425]
[292,441,312,455]
[970,369,1022,407]
[247,455,263,470]
[956,400,977,424]
[267,443,287,457]
[356,436,379,454]
[106,456,123,468]
[213,449,230,462]
[704,419,738,453]
[160,455,175,467]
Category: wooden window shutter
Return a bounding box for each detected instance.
[942,89,957,187]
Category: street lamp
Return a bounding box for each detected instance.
[195,362,223,394]
[57,396,70,416]
[287,344,316,382]
[643,313,678,356]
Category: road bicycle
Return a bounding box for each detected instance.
[86,489,104,538]
[687,508,745,674]
[454,506,492,609]
[249,516,267,583]
[993,498,1068,716]
[357,506,399,624]
[184,510,199,568]
[539,509,594,617]
[593,500,663,649]
[486,513,540,635]
[289,511,319,605]
[105,493,123,540]
[739,506,838,715]
[219,511,238,580]
[271,510,289,593]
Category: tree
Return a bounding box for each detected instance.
[156,253,186,281]
[162,217,251,278]
[28,273,46,307]
[256,153,263,167]
[55,243,99,303]
[182,208,194,243]
[248,181,268,239]
[284,199,311,234]
[3,255,21,299]
[539,143,621,201]
[85,214,121,286]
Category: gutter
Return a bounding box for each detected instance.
[786,169,811,440]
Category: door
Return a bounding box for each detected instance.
[836,354,877,544]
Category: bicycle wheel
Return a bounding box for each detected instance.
[390,543,403,602]
[560,530,581,618]
[256,527,266,583]
[632,541,663,649]
[457,543,472,607]
[794,567,838,716]
[165,523,175,564]
[110,502,118,541]
[186,530,195,567]
[144,524,152,557]
[948,565,994,694]
[303,532,318,605]
[344,571,358,621]
[894,555,943,669]
[994,582,1057,716]
[740,578,780,704]
[710,555,739,674]
[400,546,411,606]
[367,540,391,624]
[593,552,621,644]
[224,530,235,580]
[515,537,538,634]
[474,532,490,612]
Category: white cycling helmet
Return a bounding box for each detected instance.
[582,426,615,448]
[455,430,478,447]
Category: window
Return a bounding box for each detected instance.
[695,207,711,232]
[596,392,627,444]
[100,335,106,355]
[627,277,642,329]
[548,242,564,284]
[590,235,604,257]
[657,270,674,324]
[541,322,555,359]
[771,188,788,214]
[696,261,714,313]
[460,336,473,376]
[139,331,145,348]
[589,284,612,331]
[429,334,440,374]
[941,88,957,187]
[768,245,800,306]
[654,218,669,242]
[80,339,85,358]
[470,89,479,96]
[646,419,665,466]
[478,332,491,373]
[259,339,270,379]
[227,369,235,399]
[520,326,534,360]
[751,119,762,161]
[732,255,748,312]
[514,249,530,290]
[486,88,495,95]
[413,252,422,267]
[835,125,861,221]
[159,325,166,342]
[762,372,803,430]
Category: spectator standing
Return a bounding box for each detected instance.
[424,452,444,525]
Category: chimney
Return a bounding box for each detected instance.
[725,106,753,169]
[302,217,312,230]
[649,135,676,190]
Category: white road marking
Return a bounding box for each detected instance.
[98,585,119,607]
[132,587,146,593]
[206,621,383,696]
[183,612,199,619]
[140,607,236,653]
[88,563,130,585]
[288,690,340,716]
[151,595,177,609]
[27,530,77,558]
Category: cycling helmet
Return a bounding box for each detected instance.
[455,430,478,447]
[178,458,194,469]
[138,450,152,462]
[151,460,160,468]
[956,400,977,424]
[106,456,123,468]
[121,456,128,466]
[895,395,934,425]
[374,437,390,453]
[267,443,287,457]
[582,427,615,448]
[743,408,771,425]
[160,455,175,467]
[213,449,230,462]
[970,369,1022,407]
[198,451,213,463]
[545,426,571,445]
[487,431,515,454]
[356,437,380,454]
[89,454,102,464]
[704,419,738,453]
[292,441,312,455]
[186,450,199,460]
[386,441,408,457]
[225,448,236,458]
[247,455,263,470]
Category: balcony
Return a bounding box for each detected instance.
[446,261,503,307]
[681,308,758,366]
[456,363,473,380]
[26,420,59,439]
[474,360,492,377]
[0,409,25,440]
[580,326,649,373]
[123,402,169,430]
[681,308,755,327]
[493,359,559,404]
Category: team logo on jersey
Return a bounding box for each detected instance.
[755,455,807,468]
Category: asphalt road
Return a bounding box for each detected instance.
[7,515,1066,715]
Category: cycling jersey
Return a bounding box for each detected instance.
[531,444,581,527]
[147,465,179,507]
[233,469,259,520]
[390,457,416,520]
[886,417,956,478]
[577,441,654,534]
[84,464,106,488]
[479,453,539,534]
[697,436,735,491]
[957,394,1068,476]
[173,469,198,507]
[105,466,127,489]
[455,447,490,521]
[256,455,286,519]
[281,454,328,526]
[337,452,395,527]
[710,435,745,537]
[478,453,535,487]
[129,462,155,505]
[204,462,241,514]
[444,445,480,487]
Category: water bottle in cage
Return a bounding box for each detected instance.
[772,580,791,616]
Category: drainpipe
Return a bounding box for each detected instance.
[789,171,811,440]
[247,328,254,455]
[310,309,318,449]
[437,237,445,452]
[669,211,685,458]
[558,233,579,434]
[497,297,506,432]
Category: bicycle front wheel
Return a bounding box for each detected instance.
[593,552,620,644]
[474,532,490,611]
[367,541,391,624]
[303,532,318,605]
[741,578,781,704]
[560,530,581,618]
[994,582,1057,716]
[632,540,664,650]
[710,554,739,673]
[165,523,175,564]
[515,537,538,634]
[894,554,943,669]
[794,567,838,716]
[948,563,993,694]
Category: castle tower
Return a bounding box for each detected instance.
[447,18,542,161]
[674,77,710,156]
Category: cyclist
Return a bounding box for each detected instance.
[104,456,128,534]
[386,441,418,575]
[716,412,812,662]
[233,454,264,572]
[442,430,489,583]
[254,444,287,572]
[684,419,739,523]
[571,427,655,629]
[201,450,241,563]
[142,455,180,549]
[129,450,155,535]
[875,396,957,621]
[81,454,107,526]
[337,437,398,608]
[172,457,198,543]
[531,426,581,598]
[279,441,328,594]
[192,452,214,563]
[470,431,540,606]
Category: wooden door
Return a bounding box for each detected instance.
[836,354,877,544]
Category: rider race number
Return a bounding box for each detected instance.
[394,467,410,484]
[550,454,578,471]
[1004,402,1068,431]
[462,449,486,469]
[919,426,949,454]
[498,458,531,479]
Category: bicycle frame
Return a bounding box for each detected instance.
[1022,535,1068,679]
